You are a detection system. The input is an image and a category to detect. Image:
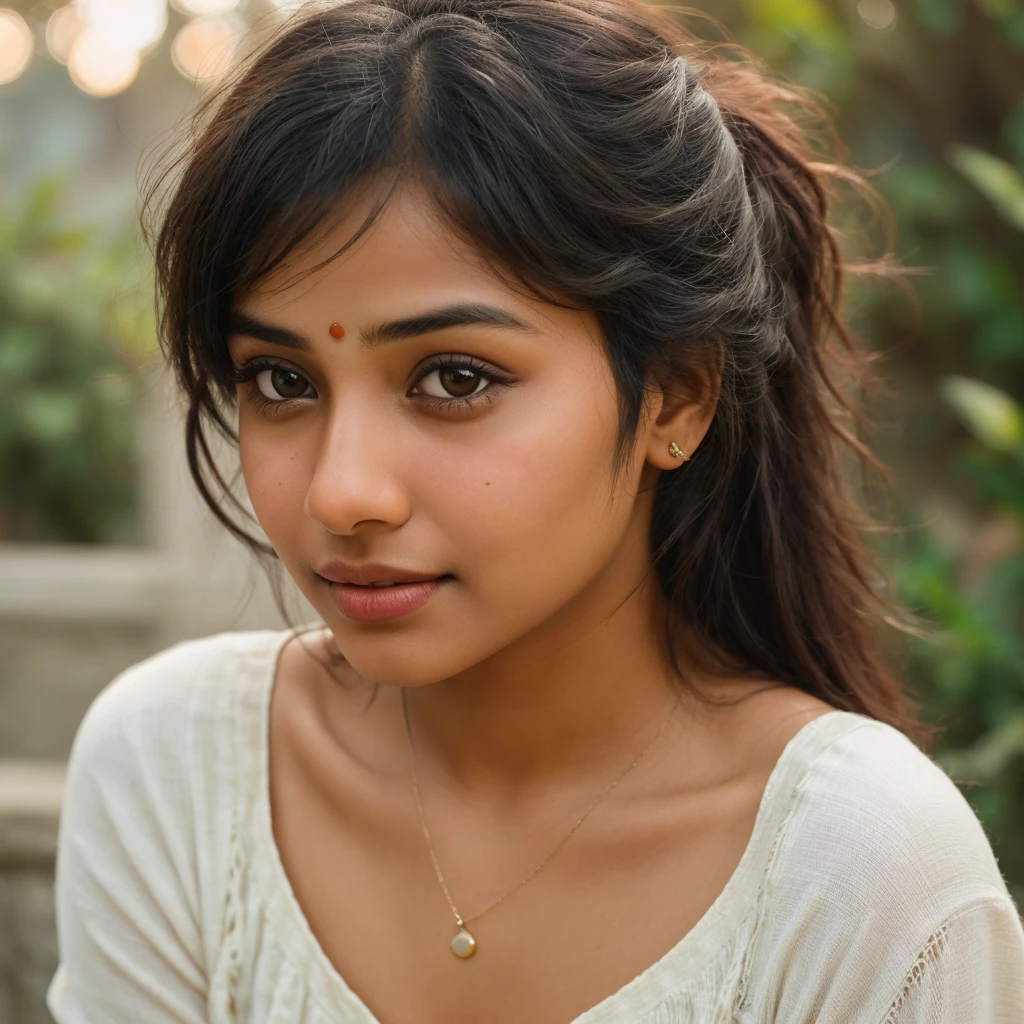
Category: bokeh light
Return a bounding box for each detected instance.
[857,0,897,31]
[46,6,86,65]
[76,0,168,53]
[0,9,34,86]
[171,16,240,82]
[67,29,141,96]
[170,0,241,14]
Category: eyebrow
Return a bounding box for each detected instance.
[226,302,537,351]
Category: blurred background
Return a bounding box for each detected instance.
[0,0,1022,1019]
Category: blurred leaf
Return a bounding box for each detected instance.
[914,0,965,32]
[18,391,84,445]
[939,710,1024,781]
[973,0,1019,17]
[975,309,1024,365]
[944,241,1018,317]
[940,376,1024,453]
[1005,100,1024,165]
[1006,9,1024,46]
[957,450,1024,520]
[21,176,63,232]
[879,162,965,224]
[45,227,94,253]
[947,145,1024,231]
[738,0,843,52]
[0,326,42,377]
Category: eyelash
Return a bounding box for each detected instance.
[225,355,515,417]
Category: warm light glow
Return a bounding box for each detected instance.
[266,0,308,10]
[67,28,141,96]
[0,9,34,86]
[171,16,239,82]
[46,6,85,65]
[76,0,167,52]
[857,0,897,30]
[170,0,240,14]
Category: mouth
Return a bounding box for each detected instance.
[326,574,455,622]
[344,577,449,587]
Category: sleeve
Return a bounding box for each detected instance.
[741,721,1024,1023]
[878,896,1024,1023]
[45,654,210,1024]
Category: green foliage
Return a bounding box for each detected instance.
[895,377,1024,838]
[914,0,964,35]
[940,375,1024,455]
[0,161,155,544]
[948,145,1024,231]
[894,142,1024,861]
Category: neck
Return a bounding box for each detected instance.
[398,566,704,799]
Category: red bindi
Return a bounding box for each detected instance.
[328,322,345,339]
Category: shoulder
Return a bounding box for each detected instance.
[76,627,290,745]
[739,711,1022,1020]
[779,712,1012,908]
[70,626,292,770]
[61,627,297,856]
[54,628,306,963]
[48,628,297,1021]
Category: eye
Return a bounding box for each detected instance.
[254,366,316,401]
[409,355,515,410]
[415,362,491,400]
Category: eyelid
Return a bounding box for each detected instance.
[410,353,513,386]
[227,357,318,414]
[227,353,507,386]
[225,355,309,386]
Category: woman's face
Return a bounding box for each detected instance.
[228,179,678,687]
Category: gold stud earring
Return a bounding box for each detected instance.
[668,441,687,461]
[329,322,346,339]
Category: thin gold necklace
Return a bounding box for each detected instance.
[400,688,677,959]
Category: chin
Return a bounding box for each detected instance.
[322,610,522,689]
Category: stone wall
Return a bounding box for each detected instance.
[0,763,63,1024]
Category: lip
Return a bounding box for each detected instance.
[316,560,449,586]
[327,577,453,622]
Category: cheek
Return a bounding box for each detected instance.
[422,375,634,611]
[238,417,314,545]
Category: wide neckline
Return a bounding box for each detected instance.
[245,626,860,1024]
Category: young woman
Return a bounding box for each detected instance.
[47,1,1024,1021]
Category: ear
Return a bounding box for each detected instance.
[644,345,722,471]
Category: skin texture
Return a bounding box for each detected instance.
[228,177,835,1024]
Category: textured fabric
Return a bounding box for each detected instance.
[47,628,1024,1023]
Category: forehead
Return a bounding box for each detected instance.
[234,176,601,351]
[249,177,515,306]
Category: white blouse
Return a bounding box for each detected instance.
[47,627,1024,1023]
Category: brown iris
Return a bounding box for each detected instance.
[268,367,310,399]
[434,365,481,398]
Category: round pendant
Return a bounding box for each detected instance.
[450,927,477,959]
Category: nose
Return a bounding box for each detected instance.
[303,404,411,535]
